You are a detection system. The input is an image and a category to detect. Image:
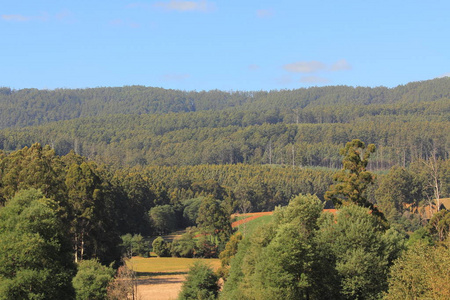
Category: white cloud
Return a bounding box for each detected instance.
[331,59,352,71]
[283,59,352,74]
[283,61,326,73]
[1,14,31,22]
[154,0,215,12]
[256,9,274,18]
[300,76,330,84]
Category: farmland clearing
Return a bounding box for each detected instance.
[129,211,273,299]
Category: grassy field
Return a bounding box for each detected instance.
[128,256,221,278]
[127,256,221,300]
[235,214,273,236]
[128,212,273,299]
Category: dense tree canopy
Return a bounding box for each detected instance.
[0,78,448,169]
[0,189,76,299]
[222,195,404,300]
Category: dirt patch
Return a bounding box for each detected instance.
[137,274,186,300]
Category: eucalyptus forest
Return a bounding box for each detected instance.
[0,78,449,299]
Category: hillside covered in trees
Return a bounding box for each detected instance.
[0,78,449,168]
[0,79,450,299]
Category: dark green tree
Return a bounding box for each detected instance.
[152,237,170,257]
[171,232,196,258]
[316,205,404,300]
[325,139,376,208]
[149,205,178,234]
[72,259,114,300]
[196,196,232,251]
[178,261,219,300]
[0,189,76,299]
[121,234,148,258]
[427,209,450,242]
[325,139,387,225]
[65,162,102,262]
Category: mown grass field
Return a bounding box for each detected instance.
[127,256,221,278]
[127,256,221,300]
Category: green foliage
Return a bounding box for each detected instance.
[195,235,217,258]
[219,232,243,268]
[183,197,204,226]
[0,189,76,300]
[149,205,178,234]
[72,259,114,300]
[196,196,232,249]
[385,240,450,299]
[222,194,323,300]
[406,227,434,247]
[178,261,219,300]
[222,197,405,300]
[427,209,450,242]
[1,79,449,169]
[325,139,388,227]
[325,139,376,207]
[171,232,197,258]
[316,205,405,300]
[121,234,148,258]
[376,166,419,219]
[152,237,170,257]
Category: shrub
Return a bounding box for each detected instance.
[152,237,170,257]
[178,261,219,300]
[73,259,114,300]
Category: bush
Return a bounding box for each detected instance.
[178,261,219,300]
[171,232,196,257]
[152,237,170,257]
[121,234,148,257]
[72,259,115,300]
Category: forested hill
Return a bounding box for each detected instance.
[1,77,449,129]
[0,78,449,168]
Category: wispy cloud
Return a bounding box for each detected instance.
[1,14,31,22]
[284,59,352,73]
[283,61,326,73]
[330,59,352,71]
[153,0,216,12]
[300,76,330,84]
[162,73,191,81]
[248,64,260,71]
[2,13,49,22]
[256,9,274,18]
[438,73,450,78]
[2,11,72,23]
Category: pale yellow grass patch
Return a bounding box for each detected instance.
[127,256,221,300]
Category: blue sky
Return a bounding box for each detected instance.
[1,1,449,91]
